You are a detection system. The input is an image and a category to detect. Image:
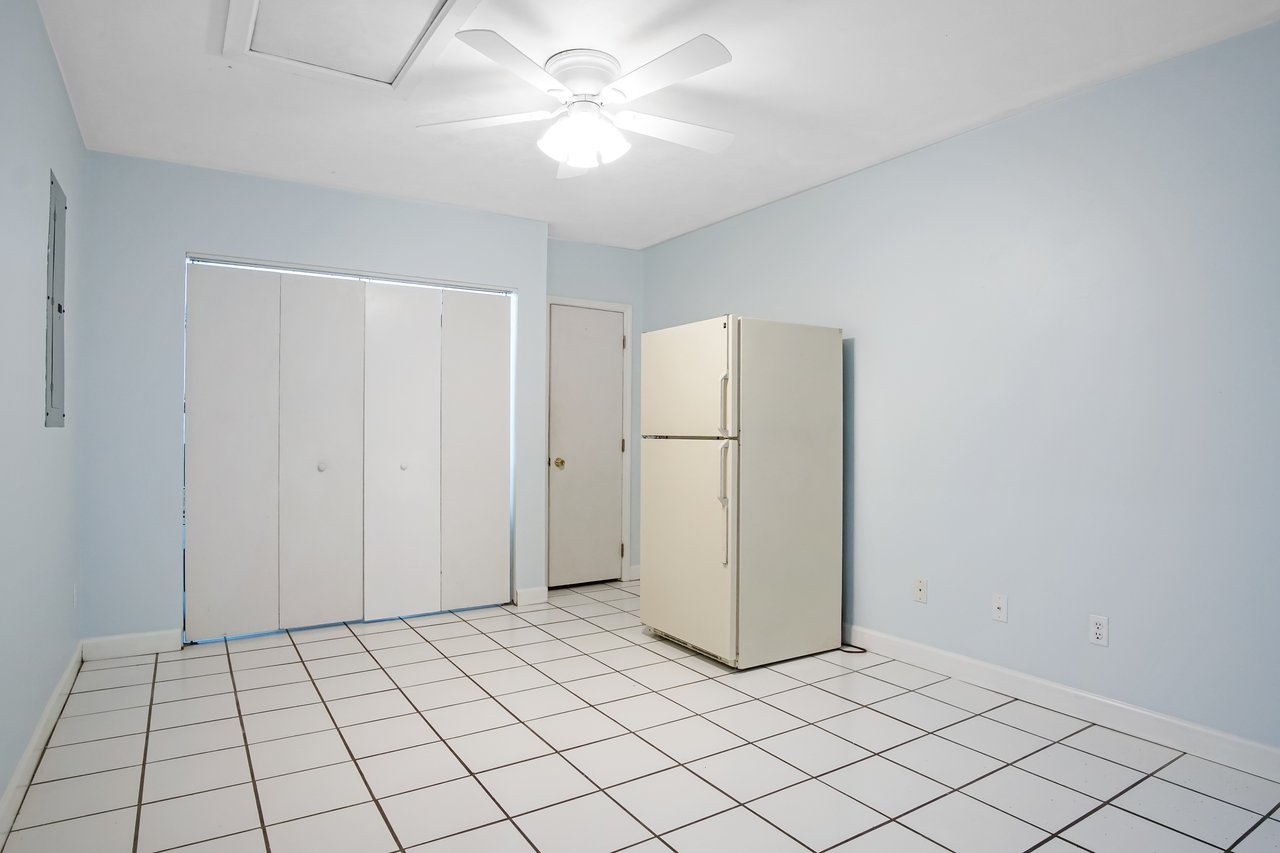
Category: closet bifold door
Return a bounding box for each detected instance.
[441,290,512,610]
[184,264,281,640]
[279,274,365,628]
[364,283,442,620]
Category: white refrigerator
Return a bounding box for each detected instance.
[640,315,843,668]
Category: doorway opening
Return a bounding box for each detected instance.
[546,298,633,589]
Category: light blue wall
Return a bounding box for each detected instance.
[547,239,645,571]
[77,153,550,637]
[644,23,1280,746]
[0,0,86,791]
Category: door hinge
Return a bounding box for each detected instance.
[621,437,625,452]
[622,334,626,349]
[620,543,625,558]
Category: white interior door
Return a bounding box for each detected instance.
[640,315,735,437]
[639,437,736,662]
[184,264,280,640]
[364,283,442,620]
[279,274,365,627]
[548,305,625,587]
[441,289,511,610]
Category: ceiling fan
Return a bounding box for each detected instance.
[418,30,734,178]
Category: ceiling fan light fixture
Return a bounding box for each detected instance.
[537,102,630,169]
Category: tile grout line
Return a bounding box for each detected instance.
[282,630,407,853]
[546,596,852,849]
[1031,749,1187,851]
[851,719,1104,852]
[0,657,87,848]
[484,599,834,849]
[364,596,1112,850]
[0,635,1187,845]
[340,619,546,851]
[129,653,159,853]
[1227,800,1280,851]
[344,607,684,848]
[504,595,1154,851]
[250,595,1267,852]
[467,594,775,846]
[62,588,1277,852]
[226,611,1257,853]
[221,639,273,853]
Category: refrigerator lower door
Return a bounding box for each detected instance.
[640,438,737,663]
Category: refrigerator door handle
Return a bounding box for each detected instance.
[718,440,729,503]
[718,372,730,435]
[719,440,730,565]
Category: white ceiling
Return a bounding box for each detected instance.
[39,0,1280,249]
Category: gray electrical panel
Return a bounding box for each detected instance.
[46,172,66,428]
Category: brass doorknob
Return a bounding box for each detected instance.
[554,457,565,469]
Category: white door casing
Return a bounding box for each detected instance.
[184,264,281,640]
[548,304,626,587]
[279,273,365,627]
[441,289,512,610]
[364,283,443,620]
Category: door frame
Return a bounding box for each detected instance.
[183,255,518,640]
[545,297,634,588]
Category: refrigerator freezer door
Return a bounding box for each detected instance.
[640,438,736,662]
[641,315,737,437]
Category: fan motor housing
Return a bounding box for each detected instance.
[544,48,621,97]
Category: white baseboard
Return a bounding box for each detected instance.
[82,629,181,661]
[514,586,549,607]
[846,624,1280,781]
[623,563,640,582]
[0,640,83,849]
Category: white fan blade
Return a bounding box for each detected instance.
[456,30,567,98]
[602,34,730,104]
[557,162,589,179]
[417,110,557,133]
[613,111,734,154]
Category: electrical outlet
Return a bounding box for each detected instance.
[1090,615,1109,646]
[913,579,928,604]
[992,593,1007,622]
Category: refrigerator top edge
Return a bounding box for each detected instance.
[642,315,843,337]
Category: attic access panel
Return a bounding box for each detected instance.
[224,0,477,91]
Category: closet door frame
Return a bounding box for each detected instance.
[182,256,517,638]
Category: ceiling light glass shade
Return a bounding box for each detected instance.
[537,103,630,168]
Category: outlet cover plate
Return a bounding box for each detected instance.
[1090,615,1109,646]
[913,579,928,604]
[992,593,1008,622]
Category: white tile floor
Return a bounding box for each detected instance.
[6,580,1279,852]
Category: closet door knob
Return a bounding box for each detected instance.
[317,462,327,473]
[400,462,409,471]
